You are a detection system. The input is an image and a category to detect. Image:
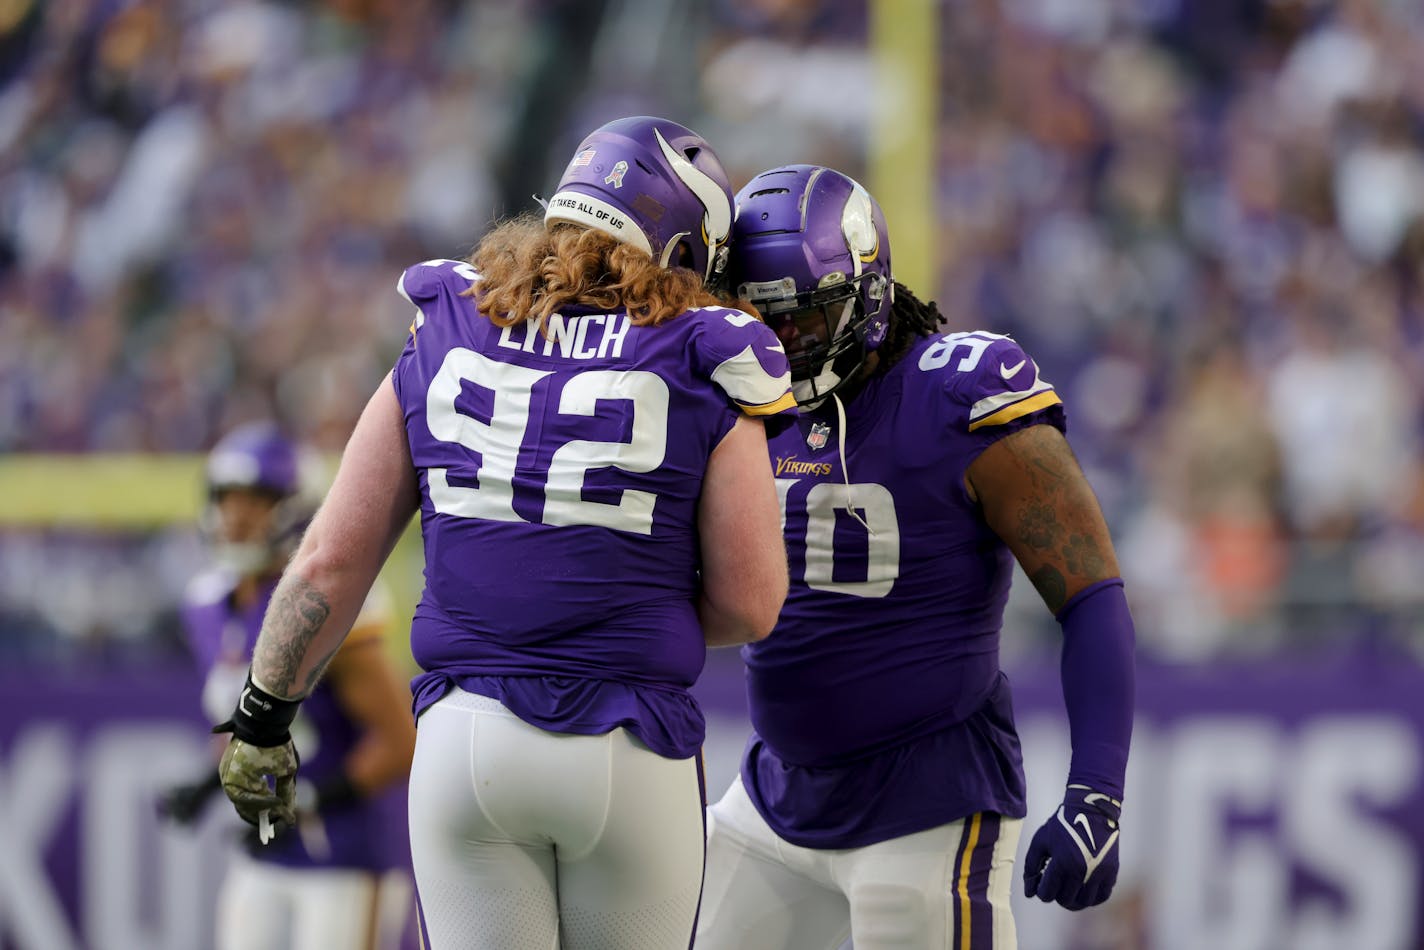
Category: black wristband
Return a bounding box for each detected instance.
[213,670,301,747]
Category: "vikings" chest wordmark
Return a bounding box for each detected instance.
[775,455,834,477]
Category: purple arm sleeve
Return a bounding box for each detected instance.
[1056,578,1136,798]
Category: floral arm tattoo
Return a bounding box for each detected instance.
[252,575,339,699]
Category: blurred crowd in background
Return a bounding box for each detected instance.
[2,0,1422,664]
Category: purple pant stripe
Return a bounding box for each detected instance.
[413,887,431,950]
[968,813,1002,949]
[687,750,708,950]
[949,813,977,948]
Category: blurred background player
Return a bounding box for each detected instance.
[695,165,1136,950]
[158,421,416,950]
[209,116,795,950]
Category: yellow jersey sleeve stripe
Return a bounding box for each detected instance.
[967,390,1062,432]
[738,391,798,416]
[957,813,983,950]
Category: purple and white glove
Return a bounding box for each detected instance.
[1022,784,1122,910]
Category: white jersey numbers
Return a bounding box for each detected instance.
[777,478,901,599]
[917,331,1011,374]
[426,348,668,535]
[427,348,546,523]
[544,370,668,532]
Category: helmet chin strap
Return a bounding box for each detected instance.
[796,333,872,410]
[793,364,841,409]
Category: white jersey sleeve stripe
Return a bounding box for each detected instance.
[710,345,794,415]
[967,377,1056,422]
[967,390,1062,431]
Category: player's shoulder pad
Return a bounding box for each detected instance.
[396,258,480,304]
[912,330,1061,432]
[183,568,238,609]
[685,306,796,421]
[397,259,480,330]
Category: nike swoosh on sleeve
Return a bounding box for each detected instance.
[999,358,1027,379]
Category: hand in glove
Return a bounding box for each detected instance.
[1023,784,1122,910]
[214,671,302,840]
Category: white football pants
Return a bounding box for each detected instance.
[696,777,1022,950]
[408,688,706,950]
[215,856,411,950]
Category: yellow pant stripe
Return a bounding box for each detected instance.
[957,813,983,950]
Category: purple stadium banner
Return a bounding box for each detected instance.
[3,654,1422,950]
[1001,654,1423,950]
[0,668,417,950]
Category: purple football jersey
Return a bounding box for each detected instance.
[181,571,408,871]
[741,330,1067,848]
[391,259,794,759]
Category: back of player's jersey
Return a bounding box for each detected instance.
[392,259,794,697]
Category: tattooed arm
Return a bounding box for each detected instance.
[251,376,419,700]
[963,423,1119,613]
[968,422,1135,911]
[218,376,417,834]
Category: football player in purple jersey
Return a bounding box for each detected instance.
[695,166,1137,950]
[159,422,417,950]
[210,117,796,950]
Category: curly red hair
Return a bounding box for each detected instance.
[465,215,731,327]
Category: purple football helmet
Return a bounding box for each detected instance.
[729,165,893,407]
[203,422,308,575]
[544,116,734,285]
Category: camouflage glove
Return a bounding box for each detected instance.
[213,670,302,838]
[217,735,299,833]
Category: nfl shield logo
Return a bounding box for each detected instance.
[806,421,831,451]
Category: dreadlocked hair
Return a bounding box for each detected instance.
[876,280,945,371]
[466,215,724,327]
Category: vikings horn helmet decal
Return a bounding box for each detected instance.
[841,181,880,274]
[544,116,735,284]
[653,128,732,276]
